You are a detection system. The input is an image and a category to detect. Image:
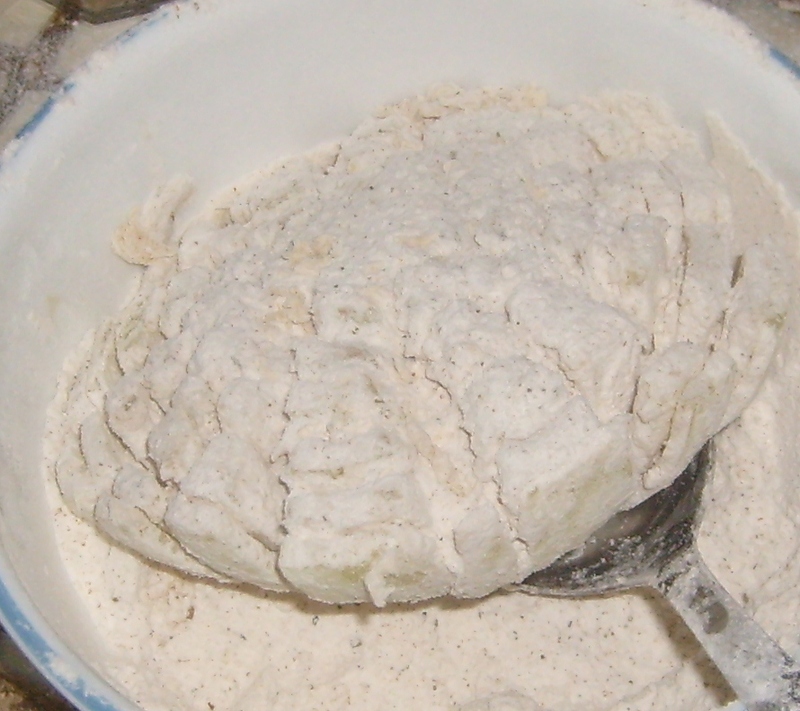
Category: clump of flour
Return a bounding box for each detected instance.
[46,84,792,610]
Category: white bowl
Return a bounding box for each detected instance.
[0,0,798,708]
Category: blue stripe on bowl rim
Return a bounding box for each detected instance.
[1,0,178,168]
[0,552,132,711]
[770,45,800,79]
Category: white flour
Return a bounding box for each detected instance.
[44,85,800,711]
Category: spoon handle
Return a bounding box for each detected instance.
[658,546,800,711]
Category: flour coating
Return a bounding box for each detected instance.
[49,85,791,610]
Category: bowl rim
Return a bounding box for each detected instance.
[0,1,798,709]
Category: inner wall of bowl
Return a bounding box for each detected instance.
[0,0,797,707]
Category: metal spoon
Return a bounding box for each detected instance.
[514,442,800,711]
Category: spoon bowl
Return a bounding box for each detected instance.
[516,443,800,710]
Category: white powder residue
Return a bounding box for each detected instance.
[43,85,800,711]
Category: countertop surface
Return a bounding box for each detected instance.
[0,0,799,709]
